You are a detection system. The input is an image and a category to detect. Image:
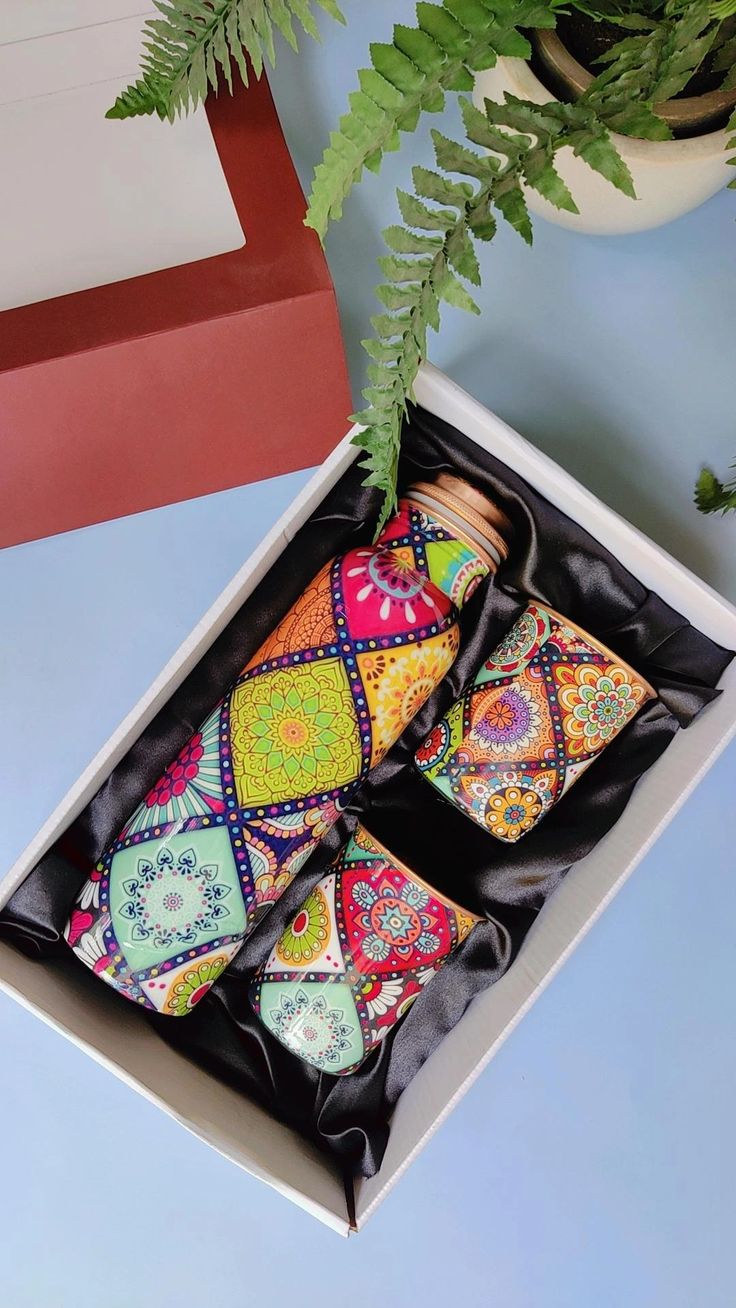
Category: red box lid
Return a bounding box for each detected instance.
[0,75,351,547]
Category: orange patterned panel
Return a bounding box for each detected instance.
[246,562,337,669]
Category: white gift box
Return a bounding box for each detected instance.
[1,364,735,1236]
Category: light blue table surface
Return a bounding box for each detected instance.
[1,5,735,1304]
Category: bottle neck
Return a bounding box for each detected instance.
[376,498,492,610]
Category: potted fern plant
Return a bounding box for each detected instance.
[476,0,736,233]
[108,0,735,526]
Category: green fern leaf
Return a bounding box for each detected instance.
[434,263,481,312]
[305,0,566,240]
[445,222,481,282]
[361,337,402,363]
[397,189,458,230]
[494,178,533,242]
[467,192,497,239]
[106,75,170,119]
[523,149,578,212]
[354,87,633,526]
[107,0,343,120]
[383,225,445,253]
[412,165,475,206]
[378,254,435,281]
[695,463,736,513]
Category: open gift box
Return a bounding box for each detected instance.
[1,364,735,1235]
[0,2,350,548]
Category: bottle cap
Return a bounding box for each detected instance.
[406,473,513,573]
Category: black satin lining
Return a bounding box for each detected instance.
[1,404,732,1180]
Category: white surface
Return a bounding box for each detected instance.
[0,5,245,310]
[1,364,734,1234]
[474,60,732,236]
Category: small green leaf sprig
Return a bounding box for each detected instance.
[695,462,736,513]
[107,0,344,121]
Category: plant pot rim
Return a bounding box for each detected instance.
[491,52,732,161]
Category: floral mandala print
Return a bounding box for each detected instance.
[486,785,543,841]
[266,987,360,1068]
[78,866,103,910]
[362,629,460,765]
[415,720,451,770]
[230,659,362,808]
[417,602,653,843]
[251,563,337,666]
[344,546,444,630]
[494,611,538,663]
[558,665,642,756]
[423,538,487,608]
[276,885,330,967]
[162,954,230,1017]
[350,877,440,965]
[123,705,224,835]
[251,824,480,1074]
[66,915,109,974]
[116,845,234,951]
[361,977,403,1019]
[470,684,542,756]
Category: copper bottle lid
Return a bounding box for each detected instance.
[406,472,513,573]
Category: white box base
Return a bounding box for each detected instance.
[2,364,735,1235]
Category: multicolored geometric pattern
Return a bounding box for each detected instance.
[416,602,654,843]
[65,500,489,1012]
[250,824,479,1074]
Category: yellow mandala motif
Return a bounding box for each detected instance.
[161,954,231,1017]
[359,626,460,766]
[230,659,362,808]
[276,884,330,967]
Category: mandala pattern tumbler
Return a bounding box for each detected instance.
[415,601,655,842]
[66,475,511,1013]
[250,823,481,1074]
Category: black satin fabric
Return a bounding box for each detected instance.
[1,404,732,1180]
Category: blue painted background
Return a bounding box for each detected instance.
[0,3,734,1303]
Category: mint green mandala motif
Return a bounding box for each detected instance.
[257,981,365,1073]
[109,828,247,974]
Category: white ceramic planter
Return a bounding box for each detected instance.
[475,59,733,235]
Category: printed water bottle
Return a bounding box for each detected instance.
[65,474,511,1015]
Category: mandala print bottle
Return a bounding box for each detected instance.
[66,474,511,1015]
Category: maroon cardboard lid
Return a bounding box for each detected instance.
[0,74,330,373]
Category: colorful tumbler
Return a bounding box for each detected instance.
[66,476,511,1013]
[415,601,655,842]
[250,823,481,1074]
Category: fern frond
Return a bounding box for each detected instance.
[107,0,344,120]
[305,0,565,240]
[695,461,736,513]
[583,0,719,138]
[355,95,632,528]
[715,28,736,86]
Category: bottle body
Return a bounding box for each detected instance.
[65,495,500,1014]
